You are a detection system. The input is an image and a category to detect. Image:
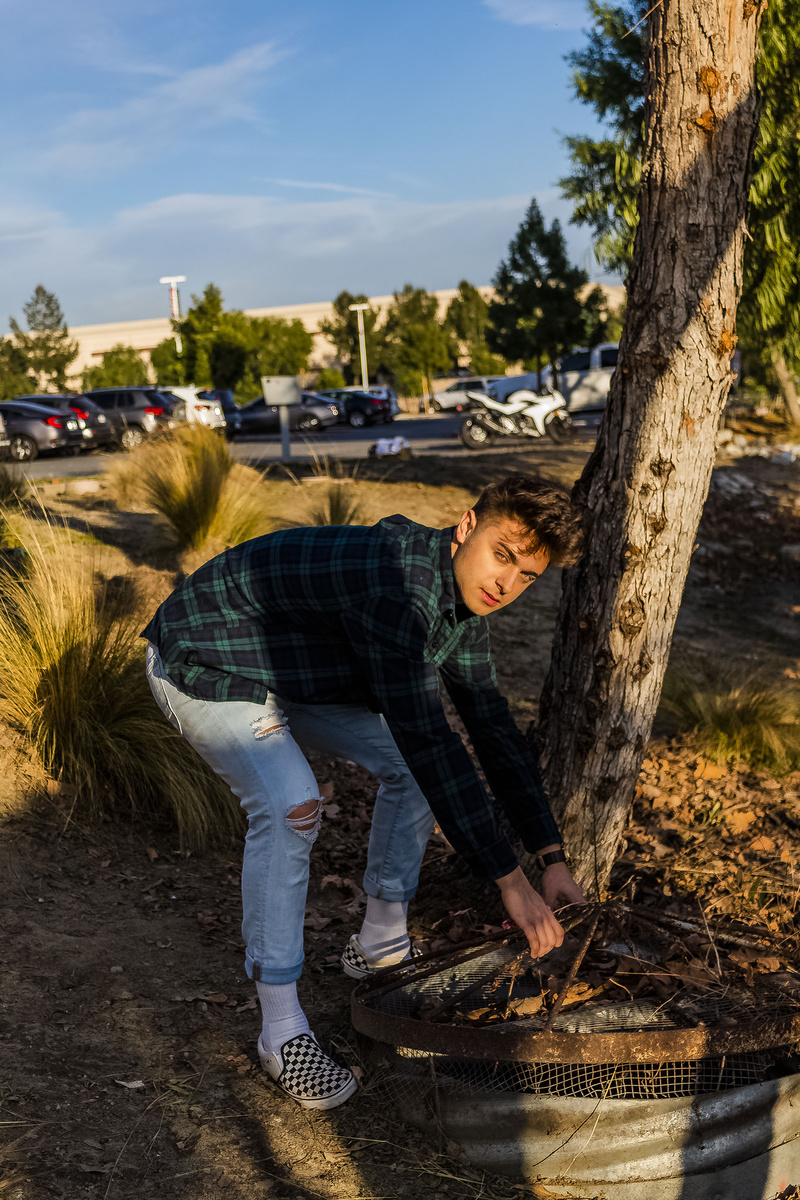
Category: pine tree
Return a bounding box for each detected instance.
[9,285,78,392]
[488,199,589,386]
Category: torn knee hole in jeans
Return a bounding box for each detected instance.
[286,799,323,842]
[250,714,287,739]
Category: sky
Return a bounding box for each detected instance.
[0,0,611,327]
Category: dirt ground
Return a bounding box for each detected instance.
[1,439,799,1199]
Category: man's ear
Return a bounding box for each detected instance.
[454,509,477,545]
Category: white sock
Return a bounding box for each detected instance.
[256,981,310,1055]
[358,896,410,960]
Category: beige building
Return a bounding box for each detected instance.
[67,283,625,383]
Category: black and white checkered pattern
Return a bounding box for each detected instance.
[260,1033,356,1108]
[341,934,418,979]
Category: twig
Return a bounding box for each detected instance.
[543,911,600,1032]
[621,0,664,38]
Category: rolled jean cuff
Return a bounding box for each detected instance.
[246,953,304,984]
[362,873,417,903]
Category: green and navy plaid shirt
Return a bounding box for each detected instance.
[142,515,561,879]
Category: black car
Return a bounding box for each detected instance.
[225,393,339,440]
[84,387,182,449]
[315,389,390,427]
[0,401,82,462]
[15,393,116,452]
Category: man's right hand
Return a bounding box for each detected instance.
[496,866,564,959]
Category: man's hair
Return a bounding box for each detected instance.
[472,474,583,567]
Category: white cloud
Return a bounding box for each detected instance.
[483,0,586,31]
[0,189,605,326]
[272,179,396,199]
[29,42,282,176]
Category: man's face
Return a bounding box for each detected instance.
[451,510,550,615]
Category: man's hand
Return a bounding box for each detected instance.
[495,866,564,959]
[540,862,585,913]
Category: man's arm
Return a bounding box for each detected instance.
[440,626,585,914]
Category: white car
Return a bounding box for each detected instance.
[430,376,505,412]
[540,344,619,413]
[165,385,226,429]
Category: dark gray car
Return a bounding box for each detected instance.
[84,387,182,449]
[0,401,82,462]
[15,393,116,452]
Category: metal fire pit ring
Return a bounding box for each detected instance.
[350,903,800,1064]
[351,988,800,1064]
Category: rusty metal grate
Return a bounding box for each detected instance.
[352,901,800,1067]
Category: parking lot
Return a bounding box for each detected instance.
[13,411,601,481]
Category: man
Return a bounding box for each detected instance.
[143,473,584,1110]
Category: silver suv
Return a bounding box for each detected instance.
[430,376,504,412]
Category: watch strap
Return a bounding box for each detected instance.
[535,848,567,872]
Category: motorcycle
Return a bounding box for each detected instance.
[458,386,574,450]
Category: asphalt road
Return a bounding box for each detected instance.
[14,411,601,481]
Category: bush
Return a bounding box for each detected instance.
[0,521,242,846]
[279,458,365,528]
[316,367,346,389]
[659,657,800,774]
[108,425,272,558]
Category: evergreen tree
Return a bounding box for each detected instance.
[488,199,589,385]
[319,292,383,385]
[445,281,506,375]
[0,341,36,401]
[82,344,149,391]
[151,338,184,387]
[383,285,451,401]
[9,285,78,392]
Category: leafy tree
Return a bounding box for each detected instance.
[561,0,800,422]
[445,281,506,375]
[319,292,383,385]
[249,317,313,380]
[316,367,346,389]
[488,199,589,385]
[151,338,184,387]
[383,285,451,400]
[0,340,36,401]
[82,344,149,391]
[9,285,78,392]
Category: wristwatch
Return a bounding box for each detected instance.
[535,848,568,872]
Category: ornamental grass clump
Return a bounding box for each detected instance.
[0,520,242,846]
[108,425,271,557]
[280,456,366,528]
[659,657,800,775]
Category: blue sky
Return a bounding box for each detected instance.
[0,0,609,326]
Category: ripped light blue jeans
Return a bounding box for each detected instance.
[145,644,435,984]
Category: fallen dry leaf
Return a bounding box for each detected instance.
[727,810,757,834]
[146,847,159,861]
[751,836,776,853]
[695,759,727,780]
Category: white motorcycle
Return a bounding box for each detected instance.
[459,386,574,450]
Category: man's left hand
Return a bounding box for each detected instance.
[540,862,585,912]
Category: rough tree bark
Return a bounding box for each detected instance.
[535,0,766,892]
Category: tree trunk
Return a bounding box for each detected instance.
[770,346,800,427]
[535,0,765,894]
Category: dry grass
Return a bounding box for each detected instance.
[660,657,800,774]
[107,426,273,558]
[0,516,242,847]
[0,464,29,508]
[279,456,367,528]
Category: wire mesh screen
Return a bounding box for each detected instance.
[382,1047,786,1101]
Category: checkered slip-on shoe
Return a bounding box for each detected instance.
[258,1032,357,1110]
[341,933,415,980]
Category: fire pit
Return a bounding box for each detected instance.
[351,903,800,1199]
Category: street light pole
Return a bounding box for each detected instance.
[159,275,186,354]
[348,303,370,390]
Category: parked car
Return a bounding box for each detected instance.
[84,387,182,449]
[225,392,339,440]
[0,401,82,462]
[429,376,505,412]
[166,386,226,429]
[15,393,116,452]
[539,343,619,413]
[0,412,9,460]
[315,389,390,427]
[339,384,400,418]
[197,388,238,415]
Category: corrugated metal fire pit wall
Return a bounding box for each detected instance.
[402,1070,800,1200]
